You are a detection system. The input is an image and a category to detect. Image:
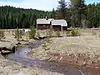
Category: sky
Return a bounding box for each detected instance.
[0,0,100,11]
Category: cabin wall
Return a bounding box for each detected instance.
[52,25,61,31]
[37,24,51,30]
[63,26,67,31]
[37,24,67,31]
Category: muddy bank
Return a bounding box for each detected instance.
[47,52,100,73]
[0,42,64,75]
[0,55,64,75]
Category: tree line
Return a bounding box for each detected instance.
[0,0,100,29]
[0,6,52,29]
[55,0,100,28]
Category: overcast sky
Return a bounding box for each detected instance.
[0,0,100,11]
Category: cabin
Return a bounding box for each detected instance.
[36,19,67,31]
[51,20,67,31]
[36,19,53,30]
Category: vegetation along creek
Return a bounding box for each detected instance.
[5,41,100,75]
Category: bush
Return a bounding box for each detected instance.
[66,30,71,36]
[55,31,61,37]
[0,30,5,41]
[14,28,22,41]
[71,29,80,36]
[29,25,36,39]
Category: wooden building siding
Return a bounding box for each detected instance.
[63,26,67,31]
[52,25,61,31]
[37,24,51,30]
[36,19,68,31]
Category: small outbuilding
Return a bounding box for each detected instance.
[36,19,53,30]
[36,19,67,31]
[51,20,67,31]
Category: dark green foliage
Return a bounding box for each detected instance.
[58,0,67,19]
[0,3,100,29]
[51,8,56,19]
[71,29,80,36]
[86,4,100,28]
[66,30,71,36]
[0,6,52,29]
[29,25,36,39]
[70,0,85,28]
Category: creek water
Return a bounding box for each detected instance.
[7,41,99,75]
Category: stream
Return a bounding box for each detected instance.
[7,41,99,75]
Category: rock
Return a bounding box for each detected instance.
[0,41,16,56]
[0,42,15,50]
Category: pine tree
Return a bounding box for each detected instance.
[51,8,56,19]
[14,27,22,41]
[58,0,67,19]
[29,25,36,39]
[70,0,85,27]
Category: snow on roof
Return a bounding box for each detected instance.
[51,20,67,27]
[37,19,54,24]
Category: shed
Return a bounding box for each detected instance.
[36,19,53,30]
[51,20,68,31]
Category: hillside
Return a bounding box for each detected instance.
[0,6,52,29]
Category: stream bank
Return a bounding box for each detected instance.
[6,40,100,75]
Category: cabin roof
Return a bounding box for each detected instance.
[37,19,54,24]
[51,20,67,27]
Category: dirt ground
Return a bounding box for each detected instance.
[1,29,100,75]
[0,29,64,75]
[0,55,64,75]
[31,29,100,70]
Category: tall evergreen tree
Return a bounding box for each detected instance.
[51,8,56,19]
[70,0,85,27]
[0,6,52,29]
[58,0,67,19]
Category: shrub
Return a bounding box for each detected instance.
[0,30,5,41]
[14,28,22,41]
[66,30,71,36]
[55,31,61,37]
[29,25,36,39]
[71,29,80,36]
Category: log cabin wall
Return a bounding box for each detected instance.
[37,24,51,30]
[52,25,61,31]
[63,26,67,31]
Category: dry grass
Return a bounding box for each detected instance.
[0,29,35,48]
[32,29,100,61]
